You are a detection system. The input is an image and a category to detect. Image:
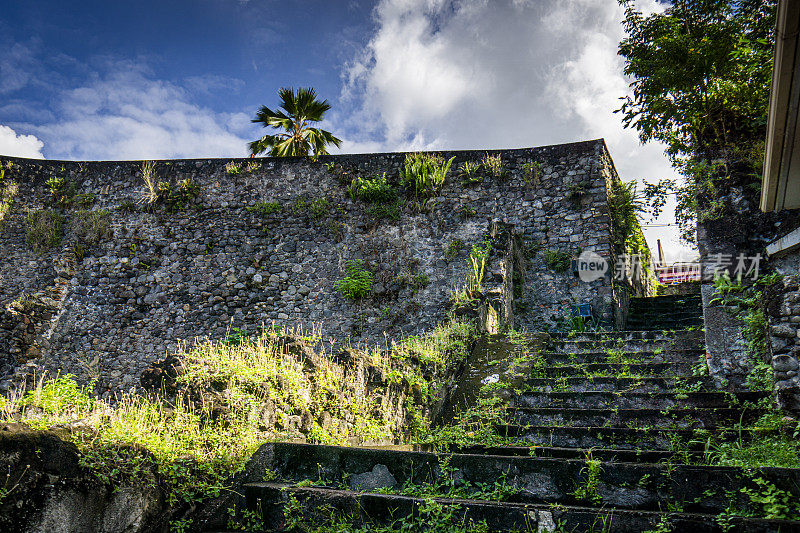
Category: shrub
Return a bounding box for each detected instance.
[310,197,330,219]
[459,161,483,185]
[349,173,397,203]
[246,202,280,217]
[45,176,77,206]
[481,153,508,180]
[156,179,199,211]
[334,259,373,300]
[225,161,242,175]
[522,160,543,186]
[544,249,571,273]
[400,153,455,197]
[26,209,64,253]
[73,209,111,245]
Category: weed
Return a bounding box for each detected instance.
[72,209,111,245]
[522,160,543,186]
[246,202,280,217]
[349,173,396,203]
[400,153,455,198]
[572,451,603,505]
[468,238,492,292]
[139,160,158,205]
[459,161,483,185]
[225,161,242,175]
[26,209,64,253]
[310,197,330,219]
[481,153,508,180]
[335,260,373,300]
[444,239,463,260]
[544,249,571,273]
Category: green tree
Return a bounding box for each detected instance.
[616,0,776,242]
[249,87,342,157]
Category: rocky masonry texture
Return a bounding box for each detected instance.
[0,140,641,394]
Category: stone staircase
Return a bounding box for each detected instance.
[625,294,703,331]
[214,307,800,531]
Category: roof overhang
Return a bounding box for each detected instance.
[761,0,800,212]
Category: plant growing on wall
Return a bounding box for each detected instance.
[481,153,508,180]
[334,259,373,300]
[139,160,158,205]
[348,173,396,204]
[249,87,342,157]
[45,176,76,207]
[459,161,483,185]
[468,238,492,292]
[543,249,571,273]
[522,160,543,187]
[26,209,64,253]
[400,153,455,198]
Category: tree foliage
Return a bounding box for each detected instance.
[617,0,776,242]
[249,87,342,157]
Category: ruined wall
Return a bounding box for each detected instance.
[0,140,629,394]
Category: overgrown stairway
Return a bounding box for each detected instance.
[625,293,703,331]
[220,315,800,531]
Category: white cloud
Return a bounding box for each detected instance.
[0,124,44,158]
[340,0,695,260]
[29,63,253,161]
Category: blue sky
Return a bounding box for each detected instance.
[0,0,693,259]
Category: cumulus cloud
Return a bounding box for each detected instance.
[340,0,694,259]
[0,125,44,158]
[29,63,253,161]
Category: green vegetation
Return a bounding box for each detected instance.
[284,497,491,533]
[26,209,64,253]
[45,176,77,206]
[522,160,543,187]
[334,259,373,300]
[2,317,479,509]
[246,202,280,217]
[72,209,111,246]
[225,161,242,175]
[618,0,775,243]
[348,173,396,203]
[400,153,455,198]
[156,179,200,211]
[444,239,463,260]
[572,452,603,505]
[543,249,571,273]
[608,178,656,287]
[459,161,483,185]
[481,153,508,180]
[348,173,403,220]
[711,272,782,391]
[0,168,17,225]
[468,238,492,292]
[249,87,342,157]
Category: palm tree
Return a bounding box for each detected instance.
[249,87,342,157]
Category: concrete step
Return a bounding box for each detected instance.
[242,481,800,532]
[538,349,704,365]
[538,361,698,378]
[551,337,702,354]
[451,444,679,462]
[523,376,712,393]
[497,424,774,450]
[505,407,767,429]
[510,391,769,409]
[247,443,800,515]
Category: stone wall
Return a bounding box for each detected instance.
[0,140,641,393]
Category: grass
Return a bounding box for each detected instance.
[26,209,64,253]
[2,319,478,506]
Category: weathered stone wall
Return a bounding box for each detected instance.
[766,253,800,412]
[0,140,635,394]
